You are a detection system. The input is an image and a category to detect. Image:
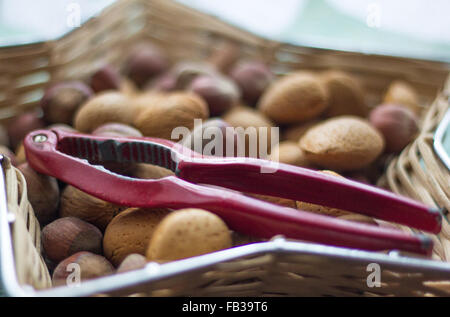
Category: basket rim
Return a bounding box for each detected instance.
[1,0,450,67]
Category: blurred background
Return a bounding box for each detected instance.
[0,0,449,62]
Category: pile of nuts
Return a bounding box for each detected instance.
[0,42,422,286]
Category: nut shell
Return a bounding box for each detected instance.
[223,106,274,158]
[146,208,232,262]
[90,64,122,93]
[103,207,171,266]
[52,252,114,286]
[320,70,367,118]
[18,162,59,225]
[134,92,209,139]
[258,72,328,124]
[268,141,312,168]
[92,122,143,138]
[296,171,351,217]
[59,185,125,231]
[369,103,419,153]
[125,43,169,88]
[117,254,147,273]
[384,80,421,115]
[282,120,319,143]
[41,81,93,124]
[7,110,46,150]
[73,92,138,133]
[188,75,240,116]
[246,193,296,209]
[230,60,273,106]
[299,116,384,171]
[42,217,103,263]
[130,163,174,179]
[182,118,237,157]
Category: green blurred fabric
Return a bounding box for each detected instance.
[280,0,450,62]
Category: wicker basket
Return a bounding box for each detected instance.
[1,0,450,297]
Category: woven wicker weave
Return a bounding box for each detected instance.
[380,77,450,262]
[1,0,450,297]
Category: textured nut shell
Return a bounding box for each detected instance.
[384,80,421,115]
[131,163,174,179]
[42,217,103,263]
[299,116,384,171]
[74,92,138,132]
[117,254,148,273]
[52,252,114,285]
[18,163,59,225]
[103,207,171,266]
[134,92,209,139]
[246,193,296,209]
[146,208,232,262]
[258,72,328,124]
[223,105,274,158]
[59,185,126,231]
[320,70,367,118]
[268,141,311,168]
[296,171,351,217]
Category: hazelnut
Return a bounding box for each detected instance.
[0,145,17,166]
[42,217,103,263]
[230,60,274,106]
[146,208,232,262]
[0,124,9,147]
[41,81,93,124]
[384,80,421,115]
[18,162,59,225]
[90,64,122,93]
[116,254,147,274]
[299,116,384,171]
[188,74,240,116]
[146,72,177,92]
[181,118,237,157]
[170,61,218,89]
[125,43,169,88]
[258,72,329,124]
[134,92,209,140]
[59,185,126,231]
[73,92,138,133]
[320,70,367,118]
[103,207,171,266]
[52,252,114,286]
[7,110,46,150]
[369,103,419,153]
